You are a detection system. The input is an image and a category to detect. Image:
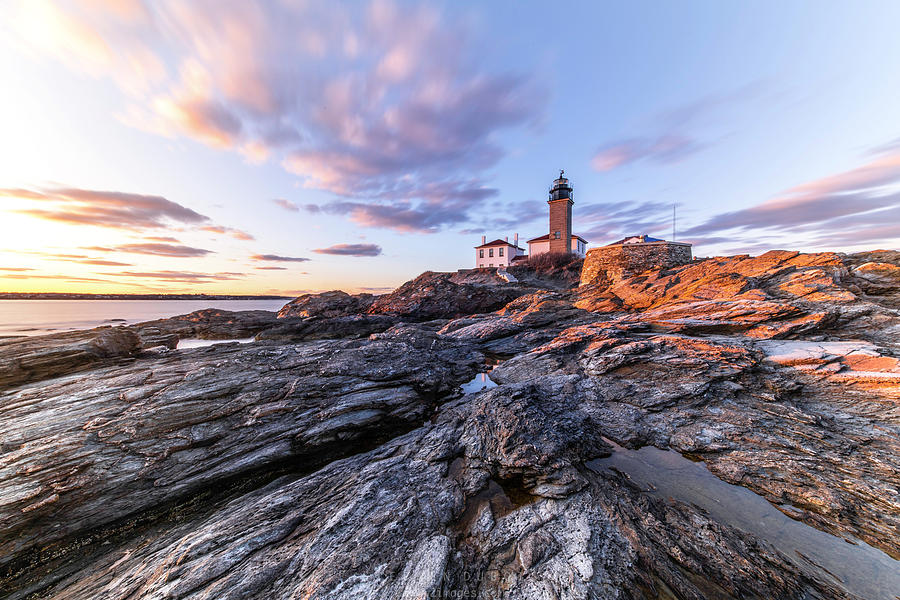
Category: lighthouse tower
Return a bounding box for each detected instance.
[548,170,574,254]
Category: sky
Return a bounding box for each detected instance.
[1,0,899,295]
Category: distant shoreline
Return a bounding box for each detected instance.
[0,293,292,300]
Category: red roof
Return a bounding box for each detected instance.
[526,233,588,243]
[475,238,524,249]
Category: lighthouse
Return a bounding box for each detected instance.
[547,170,574,254]
[525,171,588,258]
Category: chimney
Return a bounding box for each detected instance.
[505,236,508,242]
[514,233,519,247]
[481,235,486,245]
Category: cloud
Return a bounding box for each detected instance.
[867,136,900,156]
[0,267,34,272]
[591,84,761,173]
[254,266,288,270]
[312,243,382,257]
[683,153,900,237]
[577,199,675,243]
[1,187,252,240]
[199,225,255,241]
[680,149,900,251]
[109,271,246,283]
[1,187,207,229]
[66,258,133,266]
[8,251,132,266]
[144,235,181,242]
[14,2,544,233]
[314,180,498,233]
[250,254,310,262]
[592,135,704,172]
[1,273,137,284]
[272,198,299,212]
[459,199,546,236]
[84,243,212,257]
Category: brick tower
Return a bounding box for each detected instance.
[548,170,574,254]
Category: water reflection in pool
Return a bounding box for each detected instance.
[587,441,900,600]
[176,337,255,349]
[461,371,498,394]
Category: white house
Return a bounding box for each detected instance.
[475,235,525,268]
[525,233,588,258]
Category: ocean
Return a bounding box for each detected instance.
[0,299,288,338]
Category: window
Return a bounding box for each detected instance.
[479,249,484,258]
[499,247,504,257]
[489,248,494,257]
[554,231,561,239]
[489,263,493,267]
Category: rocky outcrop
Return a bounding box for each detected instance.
[277,290,375,319]
[256,314,397,342]
[133,308,282,342]
[0,327,140,390]
[367,271,530,320]
[580,240,692,284]
[0,332,482,576]
[1,249,898,600]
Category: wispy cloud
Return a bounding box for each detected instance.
[0,267,34,272]
[459,199,546,236]
[84,243,212,257]
[272,198,299,212]
[591,84,761,173]
[1,187,206,229]
[109,271,246,283]
[592,135,704,171]
[250,254,310,262]
[681,147,900,250]
[199,225,254,241]
[312,243,382,257]
[303,180,498,233]
[14,1,544,233]
[577,199,674,243]
[0,186,252,240]
[63,258,133,267]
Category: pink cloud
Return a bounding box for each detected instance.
[680,148,900,252]
[1,187,207,229]
[14,1,544,233]
[591,135,703,172]
[312,243,382,257]
[84,243,212,257]
[199,225,255,241]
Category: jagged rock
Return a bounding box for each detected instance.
[256,314,398,342]
[0,334,482,572]
[277,291,375,319]
[367,271,529,320]
[13,384,854,600]
[1,249,899,600]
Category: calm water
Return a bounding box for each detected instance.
[461,371,499,394]
[0,299,288,337]
[587,442,900,600]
